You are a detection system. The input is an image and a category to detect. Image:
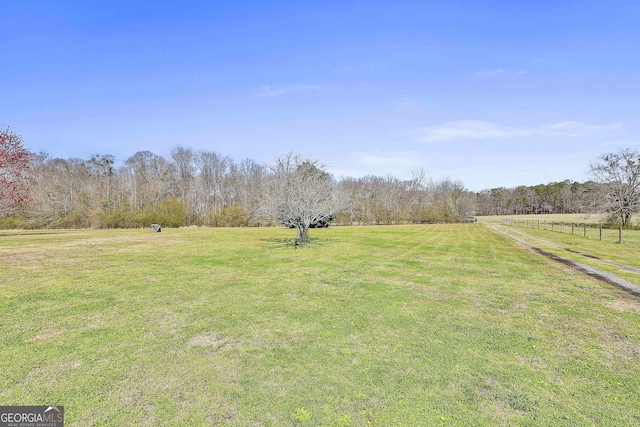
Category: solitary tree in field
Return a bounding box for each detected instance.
[589,149,640,227]
[260,154,346,244]
[0,126,31,216]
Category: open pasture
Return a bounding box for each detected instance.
[1,225,639,426]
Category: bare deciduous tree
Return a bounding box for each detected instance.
[171,146,196,224]
[125,151,176,212]
[0,126,31,216]
[590,149,640,227]
[260,154,346,244]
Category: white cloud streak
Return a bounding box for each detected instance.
[473,68,508,77]
[473,68,526,78]
[258,84,321,97]
[416,120,622,143]
[600,139,640,148]
[357,150,424,168]
[328,150,424,180]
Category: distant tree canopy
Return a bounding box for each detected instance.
[474,180,601,217]
[475,149,640,227]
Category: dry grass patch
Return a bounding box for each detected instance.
[187,331,233,349]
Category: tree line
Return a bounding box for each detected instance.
[2,126,639,229]
[475,149,640,228]
[474,180,602,216]
[0,144,477,229]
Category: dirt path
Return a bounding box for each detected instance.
[486,224,640,297]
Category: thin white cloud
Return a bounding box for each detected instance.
[474,68,508,77]
[473,68,526,78]
[339,61,384,73]
[415,120,623,143]
[600,140,640,148]
[358,150,423,168]
[396,98,421,111]
[542,121,622,136]
[416,121,532,143]
[258,84,321,97]
[328,150,424,179]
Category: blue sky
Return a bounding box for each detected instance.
[2,1,638,191]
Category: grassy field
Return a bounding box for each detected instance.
[1,225,639,426]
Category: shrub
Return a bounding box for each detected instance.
[212,204,249,227]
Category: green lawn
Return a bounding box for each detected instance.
[1,225,639,426]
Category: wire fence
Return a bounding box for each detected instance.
[502,218,626,243]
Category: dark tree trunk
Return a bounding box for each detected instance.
[295,224,310,244]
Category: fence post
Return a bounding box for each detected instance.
[561,222,563,233]
[583,223,587,238]
[571,223,574,235]
[544,220,546,230]
[599,224,602,241]
[619,226,622,244]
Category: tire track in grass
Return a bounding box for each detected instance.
[503,227,640,274]
[486,224,640,297]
